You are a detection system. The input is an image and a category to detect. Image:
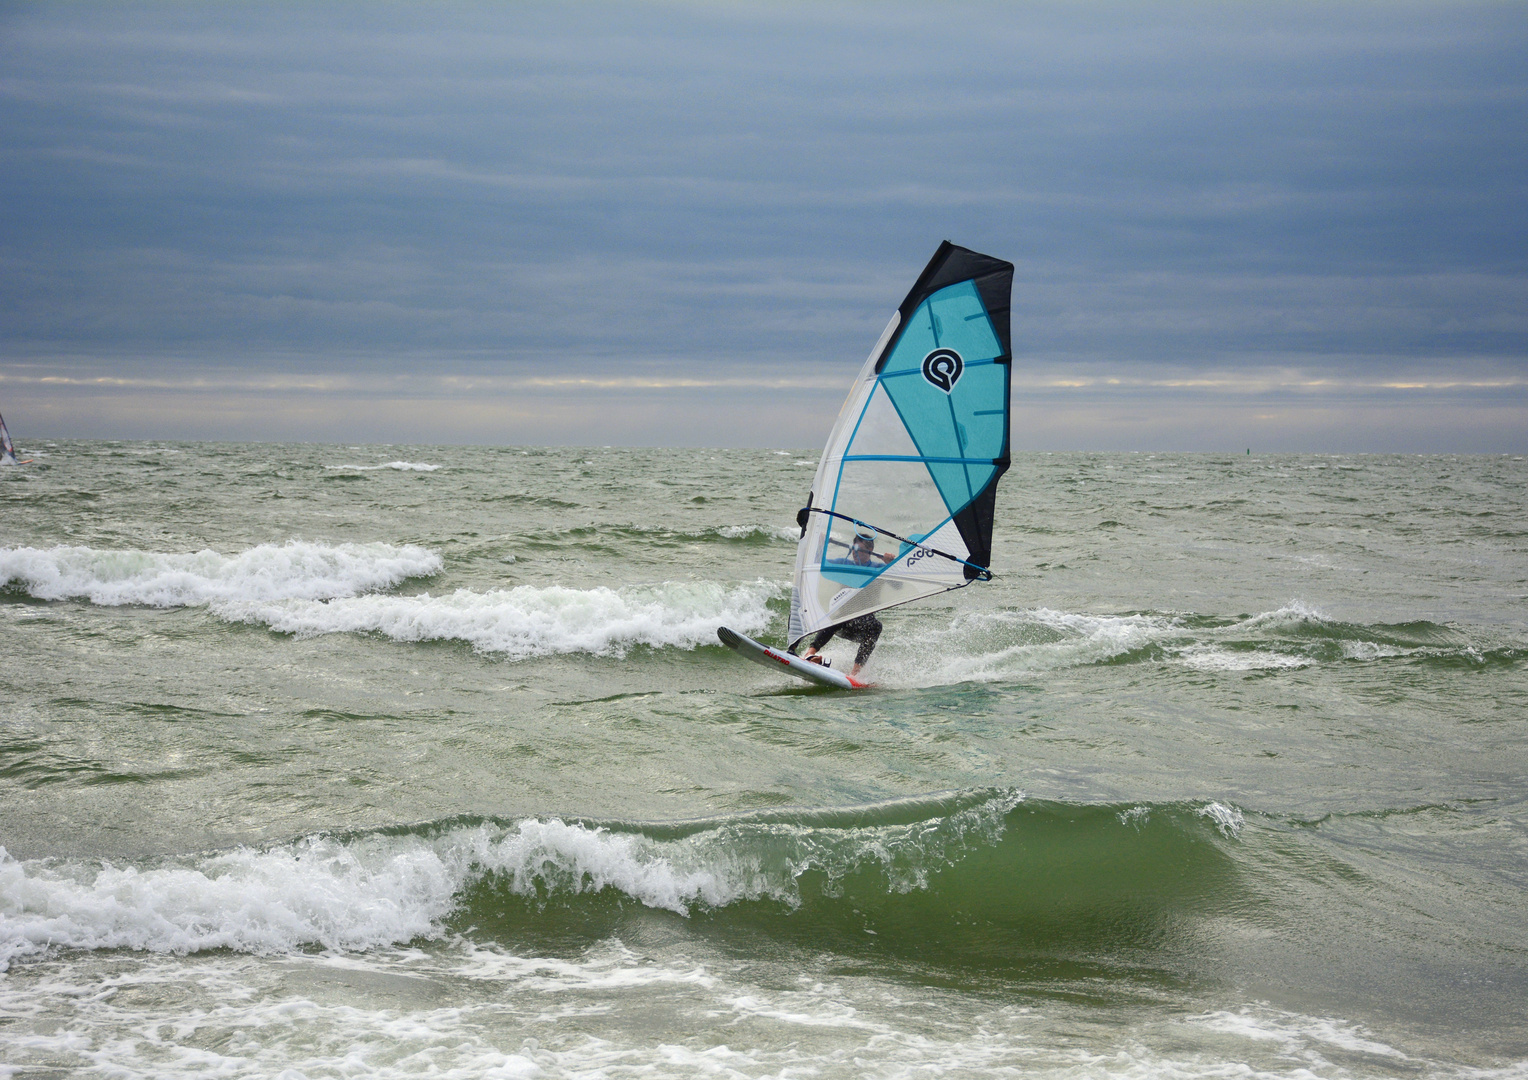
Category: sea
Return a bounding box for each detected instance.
[1,442,1525,1079]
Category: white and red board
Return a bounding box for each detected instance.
[717,626,868,690]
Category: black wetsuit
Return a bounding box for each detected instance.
[808,613,883,668]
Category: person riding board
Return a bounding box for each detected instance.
[795,527,894,677]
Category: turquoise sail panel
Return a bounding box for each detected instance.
[875,279,1005,514]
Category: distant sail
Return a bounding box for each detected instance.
[788,242,1013,650]
[0,412,16,466]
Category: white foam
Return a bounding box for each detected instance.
[1175,644,1311,671]
[881,607,1179,686]
[1,937,1512,1080]
[1238,600,1329,629]
[716,524,798,542]
[0,541,441,608]
[325,461,440,471]
[465,818,742,915]
[0,541,782,660]
[1197,802,1245,838]
[1340,640,1413,661]
[1189,1006,1409,1060]
[1118,806,1152,828]
[0,837,457,967]
[451,940,718,994]
[863,599,1437,688]
[219,578,781,659]
[0,946,1021,1080]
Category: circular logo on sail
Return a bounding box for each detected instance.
[921,348,964,393]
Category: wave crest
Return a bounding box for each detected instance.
[0,794,1254,967]
[220,579,780,659]
[876,603,1511,685]
[0,541,441,608]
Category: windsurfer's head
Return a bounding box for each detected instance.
[850,528,876,563]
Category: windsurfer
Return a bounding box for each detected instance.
[799,529,893,676]
[838,529,894,567]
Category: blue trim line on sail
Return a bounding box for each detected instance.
[824,378,880,576]
[841,455,1003,465]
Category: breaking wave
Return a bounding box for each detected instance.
[220,579,781,659]
[874,602,1522,685]
[0,793,1250,969]
[715,524,799,543]
[324,461,439,471]
[0,541,441,607]
[0,542,778,658]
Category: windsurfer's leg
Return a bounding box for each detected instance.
[838,615,883,674]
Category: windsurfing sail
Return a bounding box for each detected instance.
[787,241,1013,651]
[0,413,16,466]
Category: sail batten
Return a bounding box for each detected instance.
[788,242,1013,651]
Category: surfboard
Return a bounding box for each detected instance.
[717,626,869,690]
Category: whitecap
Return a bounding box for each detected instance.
[1196,802,1245,838]
[0,541,441,608]
[1340,640,1413,661]
[716,524,798,542]
[1174,645,1311,671]
[1238,600,1329,629]
[217,579,783,659]
[325,461,440,471]
[885,607,1182,685]
[0,838,457,966]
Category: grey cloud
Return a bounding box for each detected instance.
[0,0,1524,447]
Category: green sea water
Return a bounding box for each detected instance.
[1,442,1525,1078]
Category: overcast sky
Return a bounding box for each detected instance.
[1,1,1524,450]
